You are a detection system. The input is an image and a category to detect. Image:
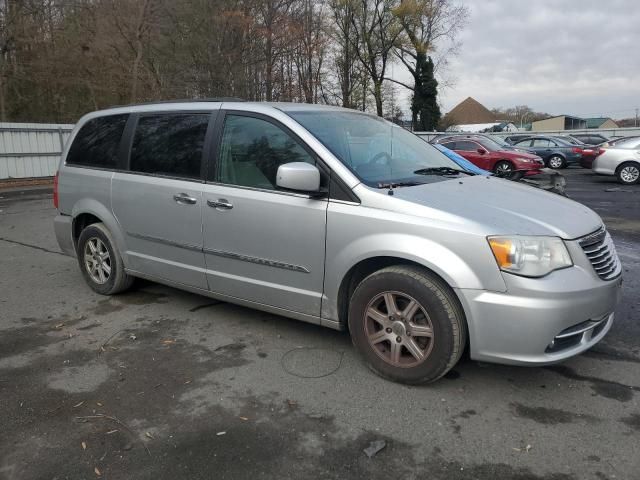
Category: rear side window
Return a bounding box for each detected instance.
[66,114,128,168]
[456,141,478,151]
[130,114,210,179]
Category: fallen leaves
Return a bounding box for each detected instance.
[512,444,533,453]
[81,441,87,450]
[145,432,154,439]
[94,466,101,476]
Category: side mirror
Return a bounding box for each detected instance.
[276,162,321,193]
[477,148,487,155]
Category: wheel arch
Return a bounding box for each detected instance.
[335,255,469,341]
[615,159,640,173]
[70,199,127,260]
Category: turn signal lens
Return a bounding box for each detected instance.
[488,238,513,268]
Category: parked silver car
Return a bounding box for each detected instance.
[593,138,640,185]
[54,101,622,384]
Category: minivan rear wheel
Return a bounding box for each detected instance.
[348,266,466,384]
[77,222,134,295]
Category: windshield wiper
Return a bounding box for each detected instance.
[413,167,474,176]
[376,181,424,189]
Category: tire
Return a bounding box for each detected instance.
[616,162,640,185]
[77,222,134,295]
[547,155,565,169]
[493,160,514,177]
[348,265,466,384]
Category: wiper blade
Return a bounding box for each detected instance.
[413,167,474,176]
[376,181,424,189]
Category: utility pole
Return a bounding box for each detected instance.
[635,108,638,127]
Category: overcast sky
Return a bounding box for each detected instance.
[392,0,640,120]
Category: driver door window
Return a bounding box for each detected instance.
[217,115,315,190]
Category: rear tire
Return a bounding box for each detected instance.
[77,222,134,295]
[348,266,466,384]
[616,162,640,185]
[547,155,565,169]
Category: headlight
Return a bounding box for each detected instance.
[488,236,572,277]
[517,157,533,163]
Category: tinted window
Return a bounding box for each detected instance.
[532,138,551,147]
[130,114,209,179]
[456,141,478,151]
[217,115,315,190]
[514,139,532,147]
[67,114,128,168]
[441,141,457,150]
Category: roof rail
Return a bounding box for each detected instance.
[111,97,246,108]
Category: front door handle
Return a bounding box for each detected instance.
[173,193,198,205]
[207,199,233,210]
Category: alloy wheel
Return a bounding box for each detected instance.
[364,291,435,368]
[84,237,111,284]
[620,165,640,184]
[496,162,513,174]
[549,156,563,169]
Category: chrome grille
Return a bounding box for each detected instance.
[579,227,621,280]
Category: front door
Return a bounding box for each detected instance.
[201,113,328,317]
[112,112,212,289]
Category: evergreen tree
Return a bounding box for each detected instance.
[411,54,440,130]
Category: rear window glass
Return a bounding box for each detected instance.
[130,114,210,179]
[66,114,128,168]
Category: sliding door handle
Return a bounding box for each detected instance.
[207,199,233,210]
[173,193,198,205]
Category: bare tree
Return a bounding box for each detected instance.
[350,0,401,116]
[392,0,468,128]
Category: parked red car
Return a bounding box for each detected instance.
[580,146,606,169]
[439,136,544,176]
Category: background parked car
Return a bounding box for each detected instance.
[570,133,610,145]
[503,134,535,145]
[432,134,537,155]
[432,144,491,175]
[593,138,640,185]
[438,135,544,176]
[512,136,583,169]
[600,136,640,148]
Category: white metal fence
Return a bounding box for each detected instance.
[0,123,74,179]
[414,127,640,143]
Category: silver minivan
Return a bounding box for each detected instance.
[54,101,622,384]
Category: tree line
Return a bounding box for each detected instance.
[0,0,466,127]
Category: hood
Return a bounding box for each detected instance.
[390,175,602,239]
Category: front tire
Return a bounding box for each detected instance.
[547,155,565,169]
[77,222,134,295]
[616,162,640,185]
[348,266,466,384]
[493,160,514,177]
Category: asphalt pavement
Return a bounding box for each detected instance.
[0,168,638,480]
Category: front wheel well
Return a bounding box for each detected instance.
[615,160,640,173]
[336,257,466,334]
[72,213,102,250]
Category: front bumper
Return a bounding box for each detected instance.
[456,265,622,366]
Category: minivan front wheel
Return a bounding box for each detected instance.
[77,222,133,295]
[348,266,466,384]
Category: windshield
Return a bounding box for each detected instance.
[288,111,468,187]
[476,137,506,150]
[488,136,510,147]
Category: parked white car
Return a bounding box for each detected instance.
[593,138,640,185]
